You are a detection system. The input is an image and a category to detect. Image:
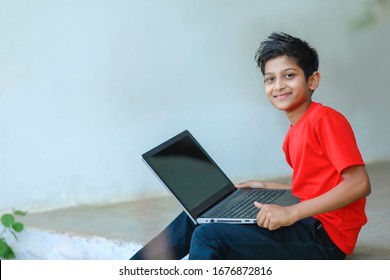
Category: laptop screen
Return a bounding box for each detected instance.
[142,131,233,215]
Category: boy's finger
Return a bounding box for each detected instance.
[235,182,250,188]
[254,201,263,209]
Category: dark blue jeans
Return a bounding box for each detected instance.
[130,211,346,260]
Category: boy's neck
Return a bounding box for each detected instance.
[286,99,313,125]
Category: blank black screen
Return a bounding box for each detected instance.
[146,134,231,210]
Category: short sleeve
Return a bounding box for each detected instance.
[314,112,364,174]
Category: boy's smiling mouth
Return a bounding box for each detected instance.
[274,92,292,99]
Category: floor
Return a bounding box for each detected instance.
[14,161,390,259]
[346,161,390,259]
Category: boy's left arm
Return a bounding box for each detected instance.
[254,165,371,230]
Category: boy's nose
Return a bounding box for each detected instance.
[274,80,285,91]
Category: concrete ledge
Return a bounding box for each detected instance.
[6,161,390,260]
[10,196,181,259]
[7,228,142,260]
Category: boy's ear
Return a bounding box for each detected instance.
[309,71,320,91]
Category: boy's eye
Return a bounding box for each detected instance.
[285,73,295,79]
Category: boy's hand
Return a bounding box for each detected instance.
[254,202,296,230]
[235,180,291,190]
[235,180,266,189]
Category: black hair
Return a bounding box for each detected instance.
[254,32,319,80]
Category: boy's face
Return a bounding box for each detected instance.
[263,55,319,122]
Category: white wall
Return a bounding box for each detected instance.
[1,0,389,212]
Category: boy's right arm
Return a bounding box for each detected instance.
[235,180,291,190]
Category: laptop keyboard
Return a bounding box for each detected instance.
[216,189,285,219]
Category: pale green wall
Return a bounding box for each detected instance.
[1,0,389,212]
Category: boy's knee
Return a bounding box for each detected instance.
[192,224,209,242]
[192,224,221,243]
[190,224,224,259]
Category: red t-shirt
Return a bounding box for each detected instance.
[283,102,367,255]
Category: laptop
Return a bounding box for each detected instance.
[141,130,299,224]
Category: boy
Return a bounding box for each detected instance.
[130,32,371,260]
